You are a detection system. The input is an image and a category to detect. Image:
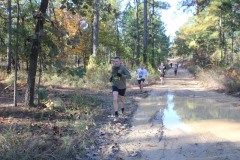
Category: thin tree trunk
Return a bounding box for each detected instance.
[151,0,155,66]
[25,0,49,107]
[37,58,42,105]
[136,0,140,65]
[26,60,28,71]
[219,9,223,64]
[21,16,28,71]
[223,32,227,64]
[231,30,234,63]
[143,0,148,63]
[116,18,120,53]
[14,0,20,107]
[7,0,12,74]
[93,0,99,56]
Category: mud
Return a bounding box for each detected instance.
[100,68,240,160]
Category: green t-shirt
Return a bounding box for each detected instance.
[111,65,131,89]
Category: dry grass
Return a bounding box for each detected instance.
[0,70,8,81]
[0,94,103,160]
[186,63,240,93]
[197,68,226,90]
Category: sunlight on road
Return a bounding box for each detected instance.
[118,68,240,160]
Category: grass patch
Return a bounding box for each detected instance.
[0,94,103,160]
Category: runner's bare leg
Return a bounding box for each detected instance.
[120,95,125,111]
[113,91,119,112]
[141,81,144,91]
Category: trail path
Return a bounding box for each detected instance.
[112,67,240,160]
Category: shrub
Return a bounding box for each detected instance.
[85,63,112,89]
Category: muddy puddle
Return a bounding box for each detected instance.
[133,90,240,142]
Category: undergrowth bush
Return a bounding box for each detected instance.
[197,67,225,90]
[43,63,111,89]
[1,62,159,90]
[85,64,112,89]
[0,70,8,81]
[186,61,240,93]
[1,70,27,86]
[223,66,240,93]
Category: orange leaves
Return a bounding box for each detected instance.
[55,9,81,37]
[227,68,240,80]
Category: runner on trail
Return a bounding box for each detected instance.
[135,64,149,92]
[158,62,166,84]
[174,63,178,76]
[109,57,131,121]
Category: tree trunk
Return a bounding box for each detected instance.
[219,9,223,64]
[151,0,155,66]
[93,0,99,56]
[25,0,49,107]
[14,0,20,107]
[136,0,140,65]
[7,0,12,74]
[26,60,28,71]
[143,0,148,63]
[231,29,234,63]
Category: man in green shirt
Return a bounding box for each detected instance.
[109,57,131,121]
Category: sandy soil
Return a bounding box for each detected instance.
[98,68,240,160]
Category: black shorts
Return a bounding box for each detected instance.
[138,79,145,84]
[160,73,165,77]
[112,86,126,96]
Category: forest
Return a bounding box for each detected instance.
[0,0,170,106]
[0,0,240,159]
[174,0,240,92]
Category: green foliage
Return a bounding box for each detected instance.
[85,62,112,89]
[42,72,85,88]
[120,1,170,67]
[175,0,240,67]
[86,55,97,71]
[36,86,48,101]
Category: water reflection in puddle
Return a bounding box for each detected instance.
[133,90,240,141]
[163,93,191,131]
[133,94,166,126]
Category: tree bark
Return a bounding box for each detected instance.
[14,0,20,107]
[7,0,12,74]
[219,9,223,64]
[231,29,234,63]
[136,0,140,65]
[151,0,155,66]
[93,0,99,56]
[143,0,148,63]
[25,0,49,107]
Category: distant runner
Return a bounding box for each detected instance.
[135,64,149,92]
[109,57,131,121]
[174,63,178,76]
[158,62,166,84]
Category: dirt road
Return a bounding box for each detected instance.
[107,68,240,160]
